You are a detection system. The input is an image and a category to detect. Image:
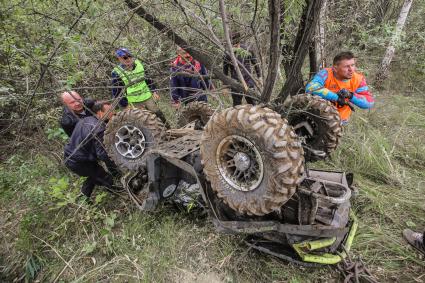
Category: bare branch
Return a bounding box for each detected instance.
[15,3,91,145]
[218,0,249,91]
[277,0,324,102]
[189,0,262,94]
[124,0,258,98]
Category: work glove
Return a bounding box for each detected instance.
[336,89,353,105]
[337,95,348,106]
[336,89,355,111]
[337,89,353,99]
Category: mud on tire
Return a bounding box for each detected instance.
[200,105,304,216]
[177,101,214,128]
[104,109,165,171]
[280,94,342,162]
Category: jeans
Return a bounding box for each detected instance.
[230,88,256,107]
[65,160,113,197]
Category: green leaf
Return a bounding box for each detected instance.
[406,221,416,228]
[95,192,107,204]
[105,216,114,228]
[82,241,97,254]
[100,228,110,236]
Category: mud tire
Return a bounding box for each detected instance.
[200,105,304,216]
[281,94,342,162]
[104,109,165,171]
[177,101,214,128]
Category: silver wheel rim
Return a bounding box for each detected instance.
[216,135,264,192]
[114,125,146,159]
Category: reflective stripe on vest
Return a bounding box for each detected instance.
[324,68,363,122]
[113,59,152,103]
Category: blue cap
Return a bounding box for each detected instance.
[115,48,132,57]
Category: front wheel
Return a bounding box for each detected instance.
[200,105,304,216]
[104,109,165,171]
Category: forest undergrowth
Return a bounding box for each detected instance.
[1,0,425,281]
[1,90,424,282]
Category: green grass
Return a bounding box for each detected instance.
[1,91,425,282]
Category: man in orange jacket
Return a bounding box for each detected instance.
[306,51,375,124]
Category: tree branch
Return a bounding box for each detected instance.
[125,0,257,97]
[218,0,249,91]
[277,0,324,102]
[15,3,91,145]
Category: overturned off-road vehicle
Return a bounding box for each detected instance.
[104,98,356,265]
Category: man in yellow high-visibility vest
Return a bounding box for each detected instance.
[111,48,167,124]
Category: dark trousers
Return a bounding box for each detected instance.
[230,88,256,107]
[65,160,113,197]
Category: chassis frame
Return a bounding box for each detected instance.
[119,127,357,265]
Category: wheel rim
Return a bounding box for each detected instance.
[114,125,146,159]
[216,135,264,192]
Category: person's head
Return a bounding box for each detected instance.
[92,101,113,122]
[61,91,83,113]
[333,51,356,80]
[176,46,192,62]
[231,32,241,46]
[115,47,134,67]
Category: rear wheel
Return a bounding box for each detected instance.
[200,105,304,216]
[278,94,342,162]
[177,101,214,129]
[104,109,165,171]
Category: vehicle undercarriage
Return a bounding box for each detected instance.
[104,98,356,265]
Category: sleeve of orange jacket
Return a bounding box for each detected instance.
[305,69,339,101]
[350,76,374,109]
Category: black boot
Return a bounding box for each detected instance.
[403,229,425,255]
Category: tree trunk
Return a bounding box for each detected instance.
[218,0,249,91]
[308,43,318,77]
[309,0,327,78]
[261,0,281,103]
[276,0,324,103]
[374,0,413,89]
[315,0,327,69]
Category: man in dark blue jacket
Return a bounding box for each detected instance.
[64,101,117,199]
[60,91,95,137]
[170,47,211,107]
[223,32,262,106]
